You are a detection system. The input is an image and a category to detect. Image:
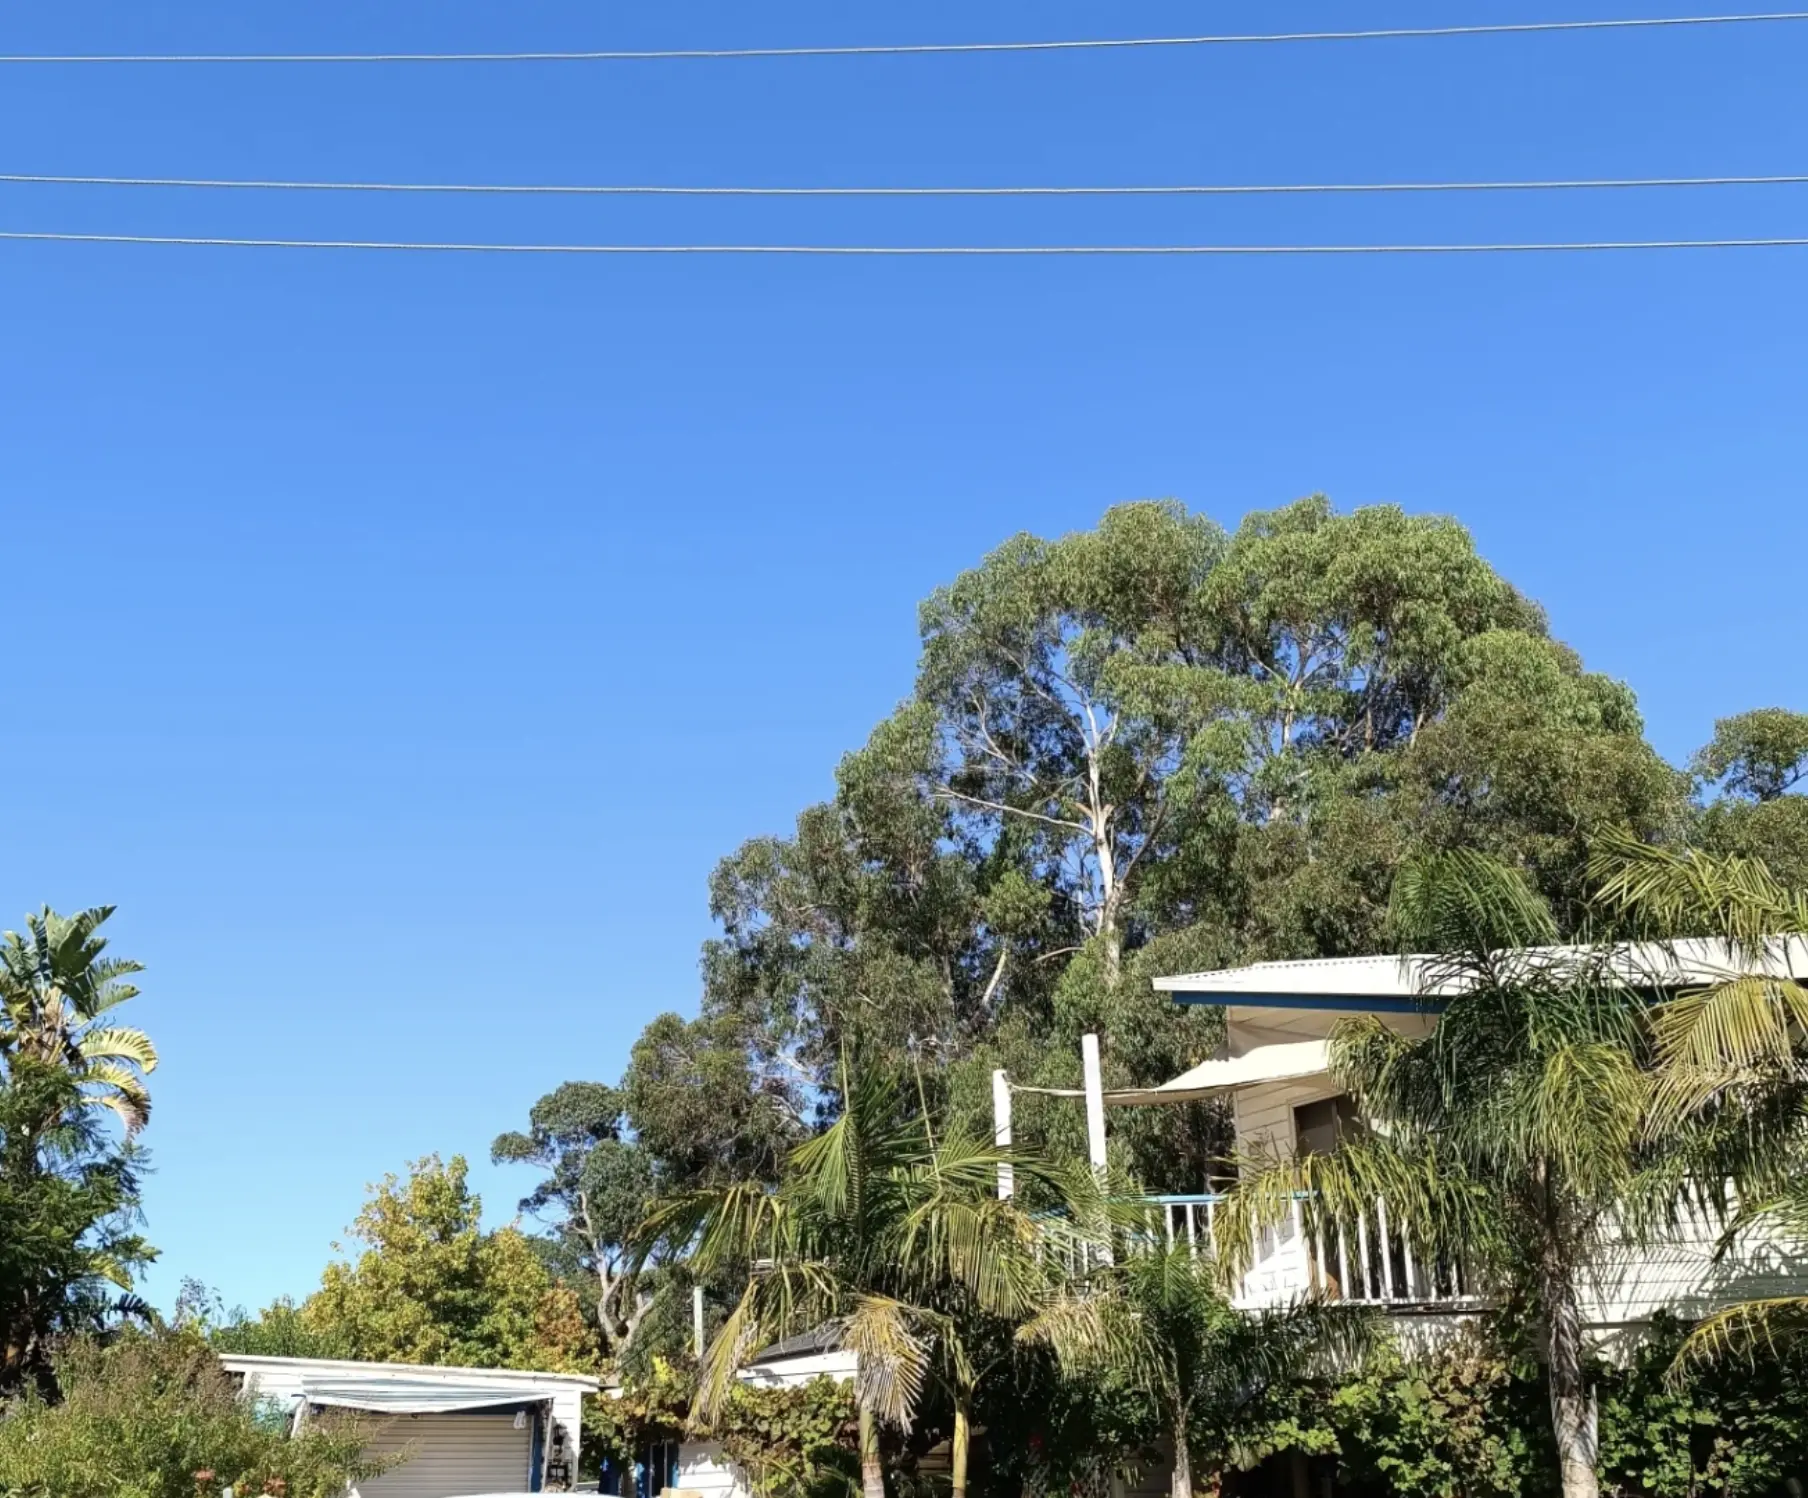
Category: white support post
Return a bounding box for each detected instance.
[1376,1197,1397,1301]
[1081,1033,1109,1175]
[692,1283,706,1358]
[992,1069,1015,1201]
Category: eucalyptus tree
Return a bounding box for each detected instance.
[1690,708,1808,891]
[492,1081,658,1356]
[639,1062,1076,1498]
[630,498,1684,1200]
[1215,850,1723,1498]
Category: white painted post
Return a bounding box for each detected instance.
[992,1069,1015,1201]
[1376,1197,1397,1301]
[692,1283,705,1357]
[1081,1033,1109,1175]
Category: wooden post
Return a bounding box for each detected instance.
[992,1068,1015,1201]
[1081,1033,1108,1175]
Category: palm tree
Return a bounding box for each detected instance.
[1215,849,1729,1498]
[1021,1241,1356,1498]
[639,1060,1072,1498]
[0,907,157,1143]
[1586,837,1808,1368]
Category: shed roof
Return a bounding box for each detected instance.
[219,1354,600,1414]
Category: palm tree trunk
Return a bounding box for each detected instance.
[1543,1258,1599,1498]
[859,1403,885,1498]
[1169,1410,1193,1498]
[951,1398,971,1498]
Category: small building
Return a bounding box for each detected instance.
[220,1353,599,1497]
[622,1332,856,1498]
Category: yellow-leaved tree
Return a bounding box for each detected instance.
[298,1154,596,1372]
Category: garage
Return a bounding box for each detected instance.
[220,1353,598,1497]
[356,1410,535,1497]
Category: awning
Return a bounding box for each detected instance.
[300,1377,550,1415]
[1105,1039,1330,1106]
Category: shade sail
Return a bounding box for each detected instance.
[300,1377,548,1414]
[1106,1039,1330,1106]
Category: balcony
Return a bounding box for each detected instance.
[1133,1194,1487,1313]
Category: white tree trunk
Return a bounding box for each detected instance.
[1544,1260,1600,1498]
[1164,1431,1193,1496]
[859,1403,885,1498]
[950,1399,971,1498]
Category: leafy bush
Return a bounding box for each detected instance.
[0,1331,378,1498]
[1324,1336,1554,1498]
[1597,1315,1808,1498]
[588,1357,856,1498]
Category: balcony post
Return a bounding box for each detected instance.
[992,1069,1014,1201]
[1081,1033,1109,1176]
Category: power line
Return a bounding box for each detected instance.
[3,11,1806,63]
[5,170,1807,197]
[3,230,1806,254]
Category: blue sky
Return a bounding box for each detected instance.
[2,1,1804,1314]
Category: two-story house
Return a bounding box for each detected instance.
[1103,942,1808,1343]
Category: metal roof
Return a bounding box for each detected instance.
[1153,936,1808,1011]
[217,1354,600,1391]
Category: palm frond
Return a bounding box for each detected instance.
[79,1061,153,1133]
[1650,975,1808,1087]
[842,1294,931,1430]
[78,1025,159,1072]
[1590,834,1808,954]
[1388,850,1559,988]
[1671,1296,1808,1378]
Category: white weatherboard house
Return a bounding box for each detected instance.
[220,1354,599,1497]
[1120,940,1808,1340]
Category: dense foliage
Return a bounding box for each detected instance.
[491,1081,659,1355]
[291,1154,597,1371]
[562,497,1697,1219]
[0,1332,375,1498]
[0,908,156,1389]
[589,1358,859,1498]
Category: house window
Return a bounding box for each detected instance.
[1292,1094,1361,1157]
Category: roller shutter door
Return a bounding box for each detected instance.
[353,1411,533,1497]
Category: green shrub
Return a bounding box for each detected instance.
[1324,1335,1554,1498]
[1597,1315,1808,1498]
[587,1357,857,1498]
[0,1331,379,1498]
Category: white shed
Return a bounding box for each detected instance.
[652,1333,857,1498]
[220,1353,599,1497]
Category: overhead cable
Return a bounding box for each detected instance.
[2,11,1806,63]
[5,170,1808,197]
[3,230,1807,254]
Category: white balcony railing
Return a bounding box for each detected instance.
[1129,1194,1484,1311]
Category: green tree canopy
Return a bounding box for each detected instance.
[1691,709,1808,892]
[492,1081,657,1356]
[611,498,1689,1200]
[296,1154,596,1372]
[0,1064,154,1387]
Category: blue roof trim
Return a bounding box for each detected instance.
[1170,991,1446,1014]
